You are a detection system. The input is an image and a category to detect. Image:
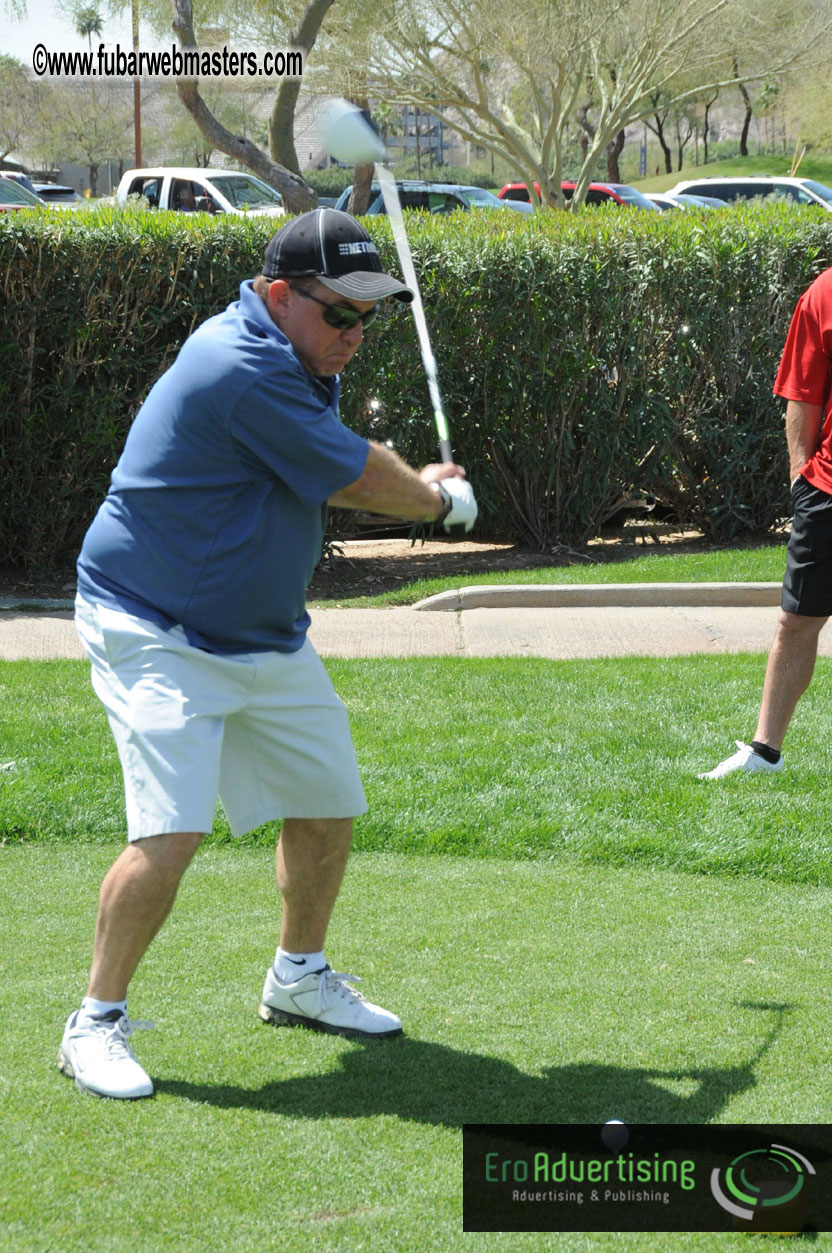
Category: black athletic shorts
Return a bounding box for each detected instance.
[782,475,832,616]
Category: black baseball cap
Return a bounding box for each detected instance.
[263,207,413,303]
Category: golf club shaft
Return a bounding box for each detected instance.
[375,164,454,464]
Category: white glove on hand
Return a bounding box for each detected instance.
[436,476,478,533]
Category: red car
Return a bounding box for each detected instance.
[498,180,659,210]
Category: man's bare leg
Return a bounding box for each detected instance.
[87,831,205,1002]
[275,817,353,953]
[754,610,828,750]
[260,817,402,1037]
[58,832,205,1099]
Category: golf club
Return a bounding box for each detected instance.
[373,164,454,464]
[321,100,455,464]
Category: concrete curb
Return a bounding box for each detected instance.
[412,581,782,612]
[0,598,75,612]
[0,583,783,615]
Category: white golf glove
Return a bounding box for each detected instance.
[433,476,478,533]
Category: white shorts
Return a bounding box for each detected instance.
[75,595,367,841]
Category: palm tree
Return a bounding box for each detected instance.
[75,6,103,53]
[372,100,402,149]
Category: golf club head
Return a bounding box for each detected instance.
[321,99,388,166]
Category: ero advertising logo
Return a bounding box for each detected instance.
[710,1142,815,1233]
[463,1124,832,1233]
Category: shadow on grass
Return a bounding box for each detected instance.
[156,1001,794,1128]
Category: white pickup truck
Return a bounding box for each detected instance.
[116,166,285,217]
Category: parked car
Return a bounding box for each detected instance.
[667,175,832,210]
[116,167,285,217]
[498,180,660,210]
[453,184,533,213]
[644,192,683,211]
[33,183,86,207]
[498,197,534,214]
[0,170,40,196]
[678,193,728,208]
[645,191,725,210]
[0,178,46,211]
[334,180,534,215]
[334,181,473,215]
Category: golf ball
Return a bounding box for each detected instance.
[321,99,387,165]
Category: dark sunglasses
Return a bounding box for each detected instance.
[289,284,380,331]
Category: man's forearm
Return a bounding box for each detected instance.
[329,441,446,520]
[785,399,823,479]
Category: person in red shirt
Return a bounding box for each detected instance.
[701,267,832,778]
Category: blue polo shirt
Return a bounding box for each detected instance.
[77,281,369,653]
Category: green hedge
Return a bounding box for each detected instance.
[2,203,831,570]
[1,208,273,570]
[342,205,831,546]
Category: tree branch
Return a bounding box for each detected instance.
[269,0,337,173]
[170,0,316,213]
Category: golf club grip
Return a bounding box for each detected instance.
[439,437,453,463]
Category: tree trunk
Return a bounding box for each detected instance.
[345,85,374,214]
[269,84,302,176]
[348,163,374,215]
[269,0,337,173]
[649,114,673,173]
[732,58,753,158]
[645,93,673,173]
[739,93,753,157]
[171,0,316,214]
[606,129,625,182]
[703,92,719,164]
[577,102,593,162]
[676,119,693,170]
[656,117,676,172]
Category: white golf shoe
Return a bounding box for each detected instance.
[258,964,402,1038]
[698,740,785,780]
[57,1010,154,1099]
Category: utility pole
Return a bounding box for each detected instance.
[132,0,142,166]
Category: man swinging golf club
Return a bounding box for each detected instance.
[58,208,477,1099]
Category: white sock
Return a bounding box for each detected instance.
[80,996,127,1021]
[274,947,326,982]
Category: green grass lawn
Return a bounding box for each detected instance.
[3,848,832,1251]
[635,152,832,194]
[311,543,788,608]
[4,652,832,880]
[3,654,832,1249]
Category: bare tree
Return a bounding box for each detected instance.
[732,55,754,156]
[0,54,38,163]
[576,77,627,183]
[701,88,719,163]
[675,107,695,170]
[347,0,832,209]
[645,90,674,174]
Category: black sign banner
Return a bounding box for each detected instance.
[463,1123,832,1233]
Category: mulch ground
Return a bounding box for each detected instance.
[0,529,717,604]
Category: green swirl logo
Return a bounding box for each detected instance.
[710,1143,815,1224]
